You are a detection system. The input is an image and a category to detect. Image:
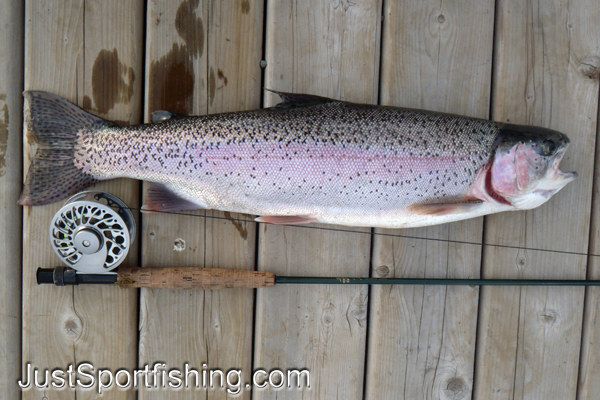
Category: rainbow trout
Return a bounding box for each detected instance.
[19,91,576,228]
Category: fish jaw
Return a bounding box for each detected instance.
[544,147,578,189]
[516,137,577,209]
[508,163,577,209]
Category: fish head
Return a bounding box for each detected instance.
[490,125,577,209]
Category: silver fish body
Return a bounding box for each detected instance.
[20,91,576,228]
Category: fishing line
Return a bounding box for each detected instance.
[123,207,597,259]
[40,193,595,289]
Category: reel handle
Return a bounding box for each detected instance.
[116,267,275,290]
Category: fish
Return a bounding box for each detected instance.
[18,90,577,229]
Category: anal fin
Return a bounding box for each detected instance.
[255,215,317,225]
[142,182,205,212]
[408,201,483,216]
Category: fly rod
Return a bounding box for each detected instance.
[36,266,600,289]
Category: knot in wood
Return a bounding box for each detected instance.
[538,309,558,327]
[348,294,368,325]
[443,377,468,400]
[437,14,446,23]
[329,0,355,12]
[173,238,186,251]
[578,56,600,80]
[515,249,528,269]
[375,265,390,277]
[321,304,335,331]
[63,317,82,339]
[322,312,334,326]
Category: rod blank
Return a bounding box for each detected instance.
[275,276,600,286]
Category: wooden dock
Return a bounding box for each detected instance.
[1,0,599,399]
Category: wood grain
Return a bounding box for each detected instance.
[22,1,143,399]
[0,1,22,399]
[139,1,263,399]
[255,225,371,399]
[579,281,600,399]
[254,1,381,399]
[365,1,495,399]
[578,52,600,400]
[13,2,600,399]
[474,0,600,398]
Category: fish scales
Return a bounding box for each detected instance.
[81,102,498,217]
[20,91,576,228]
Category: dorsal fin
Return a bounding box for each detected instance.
[265,89,335,108]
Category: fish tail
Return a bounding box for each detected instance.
[18,91,111,206]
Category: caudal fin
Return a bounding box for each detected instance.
[18,91,111,206]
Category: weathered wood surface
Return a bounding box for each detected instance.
[12,1,600,399]
[0,2,23,399]
[580,265,600,398]
[579,66,600,400]
[474,0,600,399]
[253,1,381,399]
[139,0,263,399]
[22,1,143,398]
[365,1,494,399]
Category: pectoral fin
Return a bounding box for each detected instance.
[408,201,483,216]
[255,215,318,225]
[142,183,205,212]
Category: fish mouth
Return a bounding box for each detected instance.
[546,148,577,188]
[554,169,577,183]
[529,169,576,202]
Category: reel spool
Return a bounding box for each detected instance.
[49,191,136,274]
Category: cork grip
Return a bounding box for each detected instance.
[116,267,276,289]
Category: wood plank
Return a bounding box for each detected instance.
[365,1,495,399]
[578,76,600,400]
[253,1,381,399]
[138,1,263,399]
[579,268,600,399]
[22,1,143,398]
[0,1,23,399]
[474,0,600,398]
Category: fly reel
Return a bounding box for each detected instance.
[49,191,136,274]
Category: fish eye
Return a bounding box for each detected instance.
[540,139,556,156]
